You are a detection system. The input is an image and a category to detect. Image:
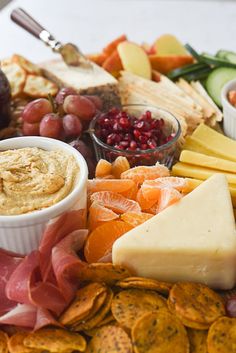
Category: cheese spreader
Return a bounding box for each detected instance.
[10,8,92,68]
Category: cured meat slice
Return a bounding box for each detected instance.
[34,307,62,331]
[0,304,37,329]
[0,249,22,315]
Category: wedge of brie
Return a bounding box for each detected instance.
[113,174,236,289]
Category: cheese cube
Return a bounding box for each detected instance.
[112,174,236,289]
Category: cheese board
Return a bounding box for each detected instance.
[0,26,236,352]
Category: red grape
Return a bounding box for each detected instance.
[69,139,92,158]
[62,114,82,137]
[22,122,40,136]
[226,297,236,317]
[85,95,103,110]
[39,113,63,139]
[63,95,96,121]
[22,98,53,123]
[55,87,77,105]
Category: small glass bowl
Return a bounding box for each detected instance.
[89,104,181,168]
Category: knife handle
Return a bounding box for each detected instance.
[11,8,45,39]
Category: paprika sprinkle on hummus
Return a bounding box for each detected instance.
[0,147,79,215]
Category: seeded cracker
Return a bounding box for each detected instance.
[8,332,41,353]
[77,262,131,284]
[207,316,236,353]
[168,282,225,329]
[111,288,168,330]
[0,331,8,353]
[59,282,107,326]
[132,310,189,353]
[86,325,132,353]
[23,328,86,353]
[187,328,208,353]
[116,276,172,296]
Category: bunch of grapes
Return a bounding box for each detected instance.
[22,87,102,176]
[22,87,102,139]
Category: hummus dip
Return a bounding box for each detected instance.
[0,147,79,215]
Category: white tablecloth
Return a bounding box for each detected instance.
[0,0,235,62]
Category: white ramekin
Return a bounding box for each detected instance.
[0,136,88,254]
[221,79,236,140]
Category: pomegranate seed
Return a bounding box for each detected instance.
[119,117,130,129]
[130,141,137,150]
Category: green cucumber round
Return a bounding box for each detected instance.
[206,67,236,107]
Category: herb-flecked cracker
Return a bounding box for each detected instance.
[207,316,236,353]
[187,328,208,353]
[86,325,132,353]
[116,276,172,296]
[0,331,8,353]
[8,332,41,353]
[168,282,225,329]
[131,310,189,353]
[111,288,167,330]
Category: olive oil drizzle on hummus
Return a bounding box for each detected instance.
[0,147,79,215]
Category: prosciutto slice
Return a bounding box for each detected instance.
[0,249,22,315]
[0,304,37,329]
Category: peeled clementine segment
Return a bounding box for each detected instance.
[90,191,141,214]
[88,202,119,230]
[120,183,139,201]
[88,179,135,194]
[95,159,112,178]
[146,202,159,215]
[84,221,133,263]
[121,212,153,227]
[136,189,157,210]
[112,156,130,178]
[141,177,188,201]
[121,163,170,185]
[158,187,182,213]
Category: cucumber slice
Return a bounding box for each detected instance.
[216,50,236,64]
[206,67,236,107]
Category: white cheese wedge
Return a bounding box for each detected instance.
[112,174,236,289]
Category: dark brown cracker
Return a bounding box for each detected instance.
[131,310,189,353]
[77,263,132,285]
[111,288,168,330]
[116,276,172,296]
[168,282,225,329]
[59,282,107,326]
[207,316,236,353]
[86,325,132,353]
[23,328,86,353]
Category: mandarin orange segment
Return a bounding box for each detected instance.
[120,183,139,201]
[90,191,141,214]
[146,202,159,215]
[136,188,157,210]
[95,159,112,178]
[121,212,153,227]
[112,156,130,178]
[121,163,170,185]
[88,179,135,194]
[158,188,182,213]
[88,202,119,230]
[84,221,133,263]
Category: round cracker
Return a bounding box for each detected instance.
[187,328,208,353]
[59,282,107,326]
[207,316,236,353]
[111,288,167,330]
[131,310,189,353]
[78,263,132,285]
[1,63,26,98]
[116,277,172,296]
[86,325,132,353]
[168,283,225,329]
[73,288,114,331]
[0,330,8,353]
[23,75,58,97]
[23,328,86,353]
[8,332,41,353]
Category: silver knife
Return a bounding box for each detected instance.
[10,7,92,68]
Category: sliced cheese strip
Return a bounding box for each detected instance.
[112,174,236,289]
[172,162,236,184]
[182,136,220,158]
[180,150,236,173]
[192,124,236,162]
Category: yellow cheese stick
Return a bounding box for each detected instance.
[172,162,236,184]
[192,123,236,162]
[183,136,221,158]
[180,150,236,173]
[184,177,236,206]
